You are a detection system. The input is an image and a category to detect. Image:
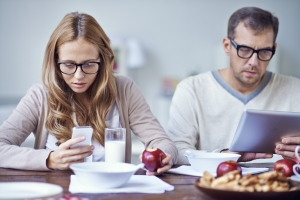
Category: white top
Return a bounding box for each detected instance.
[46,103,121,162]
[167,71,300,164]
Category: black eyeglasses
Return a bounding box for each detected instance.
[57,61,101,75]
[230,38,275,61]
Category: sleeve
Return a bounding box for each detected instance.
[167,80,200,164]
[124,79,178,165]
[0,84,51,170]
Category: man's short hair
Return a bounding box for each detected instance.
[227,7,279,42]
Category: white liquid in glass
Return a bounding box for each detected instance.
[105,141,125,162]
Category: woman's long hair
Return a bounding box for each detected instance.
[42,12,117,146]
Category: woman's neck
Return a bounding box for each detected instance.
[75,92,90,108]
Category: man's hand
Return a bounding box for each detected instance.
[237,152,273,162]
[222,150,273,162]
[46,137,94,170]
[275,136,300,159]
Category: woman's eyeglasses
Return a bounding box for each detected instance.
[57,61,100,75]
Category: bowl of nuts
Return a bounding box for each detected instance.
[195,170,300,200]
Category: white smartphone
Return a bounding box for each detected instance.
[71,126,93,149]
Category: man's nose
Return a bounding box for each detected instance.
[248,52,259,66]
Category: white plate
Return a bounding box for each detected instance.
[0,182,63,200]
[291,175,300,182]
[168,165,269,177]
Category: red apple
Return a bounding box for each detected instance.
[142,148,167,172]
[274,158,296,177]
[216,160,242,177]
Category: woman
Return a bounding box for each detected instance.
[0,12,178,175]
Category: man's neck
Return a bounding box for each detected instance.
[218,68,264,95]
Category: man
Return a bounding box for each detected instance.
[167,7,300,164]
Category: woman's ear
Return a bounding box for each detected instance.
[223,37,231,56]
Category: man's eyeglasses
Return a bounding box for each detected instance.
[57,61,100,75]
[230,38,275,61]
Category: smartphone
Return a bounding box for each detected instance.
[71,126,93,149]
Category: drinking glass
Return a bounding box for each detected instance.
[104,128,126,163]
[293,145,300,177]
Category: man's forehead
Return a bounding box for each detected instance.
[234,22,275,44]
[234,21,274,43]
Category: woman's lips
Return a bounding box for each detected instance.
[73,83,86,88]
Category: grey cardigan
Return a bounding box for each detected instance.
[0,76,178,170]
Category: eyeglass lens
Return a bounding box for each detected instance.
[59,62,99,74]
[238,47,273,61]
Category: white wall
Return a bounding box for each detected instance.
[0,0,300,131]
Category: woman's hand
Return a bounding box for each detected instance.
[140,153,173,176]
[46,137,94,170]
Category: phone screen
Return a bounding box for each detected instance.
[71,126,93,148]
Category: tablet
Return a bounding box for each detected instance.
[229,109,300,153]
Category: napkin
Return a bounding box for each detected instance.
[168,165,269,177]
[69,175,174,194]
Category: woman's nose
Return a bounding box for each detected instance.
[74,66,85,79]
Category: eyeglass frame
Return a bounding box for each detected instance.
[229,38,276,61]
[57,61,101,75]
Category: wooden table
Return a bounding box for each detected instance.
[0,163,280,200]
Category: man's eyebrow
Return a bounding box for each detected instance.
[240,44,274,50]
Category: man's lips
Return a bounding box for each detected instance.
[244,71,257,76]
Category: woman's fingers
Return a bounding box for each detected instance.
[146,163,171,175]
[54,158,86,170]
[145,154,172,175]
[59,145,94,158]
[47,149,93,170]
[59,136,86,149]
[162,154,172,165]
[46,137,94,170]
[157,163,171,174]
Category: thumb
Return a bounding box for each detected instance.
[255,153,273,159]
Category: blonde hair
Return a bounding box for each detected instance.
[42,12,117,146]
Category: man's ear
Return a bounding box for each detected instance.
[223,37,231,56]
[274,42,278,50]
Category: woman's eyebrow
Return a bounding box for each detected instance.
[58,58,100,63]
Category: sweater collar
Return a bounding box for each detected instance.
[211,70,272,104]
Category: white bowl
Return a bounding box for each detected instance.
[70,162,144,189]
[188,149,208,155]
[185,152,241,173]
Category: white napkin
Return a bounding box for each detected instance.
[168,165,269,177]
[69,175,174,194]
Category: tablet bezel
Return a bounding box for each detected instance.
[229,109,300,153]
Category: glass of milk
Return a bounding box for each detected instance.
[104,128,126,163]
